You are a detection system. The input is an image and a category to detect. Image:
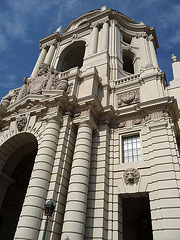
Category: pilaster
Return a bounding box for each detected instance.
[61,113,97,240]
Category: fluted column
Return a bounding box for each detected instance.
[14,114,61,240]
[31,45,48,78]
[101,19,109,51]
[44,41,56,65]
[61,118,96,240]
[89,24,99,55]
[148,35,159,68]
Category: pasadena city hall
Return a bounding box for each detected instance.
[0,6,180,240]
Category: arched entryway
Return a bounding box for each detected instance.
[0,133,38,240]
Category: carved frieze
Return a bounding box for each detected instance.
[118,89,140,107]
[16,115,27,132]
[123,168,140,185]
[118,122,126,128]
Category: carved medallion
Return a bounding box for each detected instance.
[16,115,27,132]
[118,90,140,107]
[123,168,140,185]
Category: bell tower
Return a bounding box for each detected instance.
[0,6,180,240]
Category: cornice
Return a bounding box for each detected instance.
[39,32,61,47]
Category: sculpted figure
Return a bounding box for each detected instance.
[45,67,58,90]
[16,77,32,101]
[16,115,27,131]
[123,168,140,185]
[16,63,59,101]
[28,63,50,95]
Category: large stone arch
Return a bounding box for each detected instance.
[0,133,38,240]
[56,40,86,72]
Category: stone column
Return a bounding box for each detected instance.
[44,41,57,65]
[101,19,109,51]
[31,45,48,78]
[61,117,96,240]
[148,35,159,68]
[14,114,61,240]
[89,24,99,55]
[138,33,150,69]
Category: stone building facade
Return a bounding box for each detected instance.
[0,6,180,240]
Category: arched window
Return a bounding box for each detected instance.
[57,41,86,72]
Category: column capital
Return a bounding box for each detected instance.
[90,22,100,29]
[101,16,110,24]
[45,106,63,123]
[73,110,97,130]
[40,43,49,51]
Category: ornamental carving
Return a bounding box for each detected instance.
[16,63,58,100]
[1,94,12,108]
[17,102,44,113]
[52,78,69,92]
[118,90,140,107]
[0,125,9,132]
[133,118,142,125]
[123,168,140,185]
[16,63,70,101]
[118,122,126,128]
[16,115,27,132]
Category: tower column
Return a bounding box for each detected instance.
[148,35,159,68]
[89,24,99,55]
[138,34,150,68]
[31,45,48,78]
[44,41,56,65]
[61,117,96,240]
[101,19,109,51]
[14,114,61,240]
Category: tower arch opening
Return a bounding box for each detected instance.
[57,41,86,72]
[123,50,135,74]
[0,133,38,240]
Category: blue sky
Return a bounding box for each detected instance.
[0,0,180,100]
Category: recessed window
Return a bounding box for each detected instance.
[122,135,141,163]
[123,52,134,74]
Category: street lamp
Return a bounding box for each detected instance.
[42,199,55,240]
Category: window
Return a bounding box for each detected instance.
[122,135,141,163]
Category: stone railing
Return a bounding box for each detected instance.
[58,66,80,79]
[115,73,141,86]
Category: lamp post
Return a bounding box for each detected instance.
[42,200,55,240]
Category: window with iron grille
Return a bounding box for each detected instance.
[122,135,141,163]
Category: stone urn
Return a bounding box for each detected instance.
[1,96,11,108]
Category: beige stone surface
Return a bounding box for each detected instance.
[0,6,180,240]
